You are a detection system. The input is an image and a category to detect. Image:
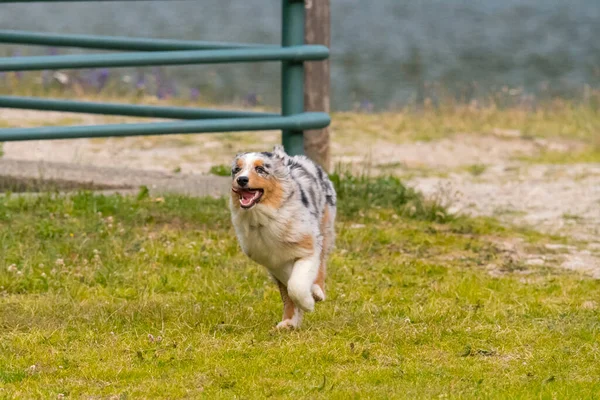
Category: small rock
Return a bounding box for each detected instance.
[545,244,575,251]
[581,300,597,310]
[525,258,544,266]
[350,224,366,229]
[492,128,522,138]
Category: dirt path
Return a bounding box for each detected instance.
[409,163,600,278]
[2,108,599,277]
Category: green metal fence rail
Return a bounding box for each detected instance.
[0,0,330,156]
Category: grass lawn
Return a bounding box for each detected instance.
[0,176,599,399]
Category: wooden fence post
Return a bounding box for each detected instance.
[303,0,331,171]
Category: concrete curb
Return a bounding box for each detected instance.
[0,158,230,198]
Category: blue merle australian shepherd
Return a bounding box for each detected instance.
[229,145,336,329]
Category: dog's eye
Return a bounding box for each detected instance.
[255,166,267,174]
[232,167,241,175]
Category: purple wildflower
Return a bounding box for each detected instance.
[135,73,145,90]
[190,88,200,101]
[358,99,374,113]
[96,69,110,92]
[152,67,162,86]
[79,69,95,89]
[244,92,259,107]
[167,80,178,98]
[156,85,167,100]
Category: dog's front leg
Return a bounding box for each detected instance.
[286,253,320,313]
[275,279,303,329]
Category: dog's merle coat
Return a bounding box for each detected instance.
[284,150,336,213]
[229,145,336,329]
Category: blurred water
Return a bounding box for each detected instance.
[1,0,599,110]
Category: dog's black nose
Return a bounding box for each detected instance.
[236,176,249,187]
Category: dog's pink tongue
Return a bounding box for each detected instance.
[241,190,255,201]
[240,190,255,206]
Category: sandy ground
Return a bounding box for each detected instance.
[2,108,599,277]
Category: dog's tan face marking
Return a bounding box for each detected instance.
[256,175,284,209]
[250,159,285,209]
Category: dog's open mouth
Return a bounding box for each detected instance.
[233,188,264,209]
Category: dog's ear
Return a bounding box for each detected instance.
[272,145,287,159]
[270,145,290,177]
[231,152,246,169]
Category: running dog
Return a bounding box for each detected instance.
[229,145,336,329]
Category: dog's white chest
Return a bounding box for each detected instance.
[239,224,290,268]
[232,209,293,272]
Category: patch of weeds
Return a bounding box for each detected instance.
[209,164,231,177]
[447,216,507,235]
[0,370,26,384]
[376,161,405,170]
[373,162,448,179]
[518,148,600,165]
[136,185,150,200]
[0,143,3,158]
[330,168,451,222]
[465,164,487,176]
[563,213,583,221]
[460,345,497,357]
[492,208,528,217]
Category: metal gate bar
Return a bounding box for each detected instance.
[0,0,328,156]
[0,46,327,71]
[0,113,330,141]
[0,29,275,51]
[0,96,277,120]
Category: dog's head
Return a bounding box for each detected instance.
[230,145,288,210]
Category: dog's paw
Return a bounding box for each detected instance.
[276,319,299,330]
[287,282,315,312]
[311,284,325,302]
[288,291,315,312]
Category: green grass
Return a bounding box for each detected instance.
[0,183,599,399]
[331,170,451,223]
[333,104,600,145]
[517,147,600,165]
[465,164,488,177]
[209,164,232,177]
